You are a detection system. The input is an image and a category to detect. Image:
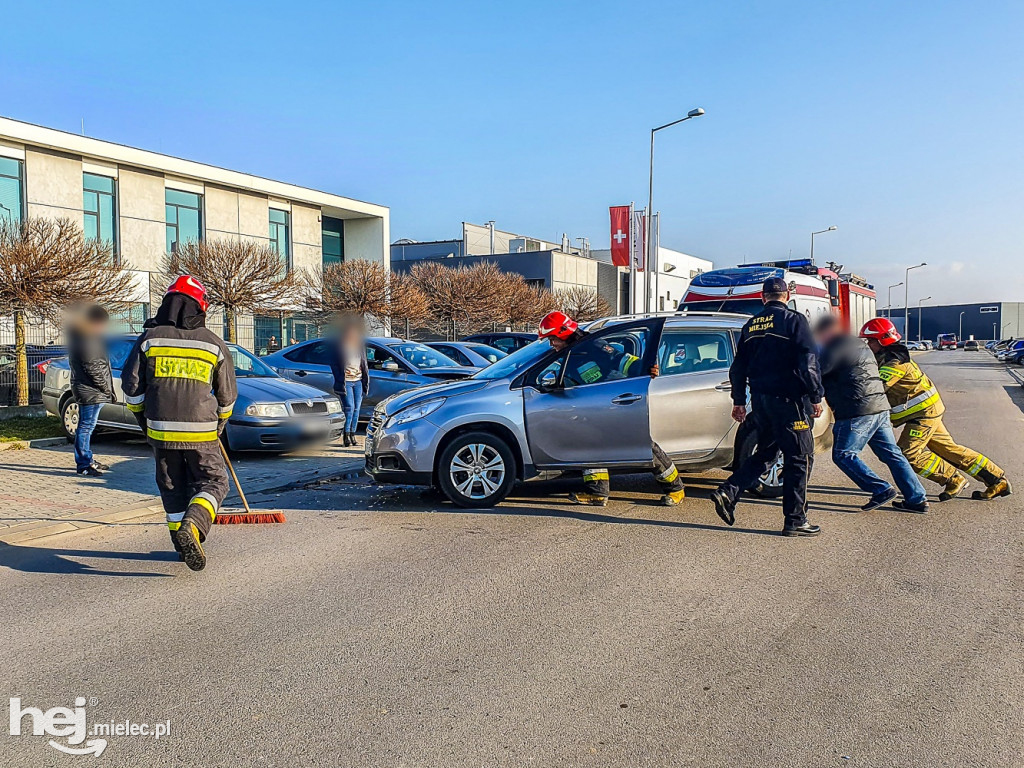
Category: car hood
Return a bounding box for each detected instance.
[379,377,490,416]
[236,376,333,403]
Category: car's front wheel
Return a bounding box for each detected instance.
[437,431,516,508]
[60,397,79,442]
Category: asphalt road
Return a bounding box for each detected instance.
[2,350,1022,767]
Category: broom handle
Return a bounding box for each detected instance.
[219,441,253,514]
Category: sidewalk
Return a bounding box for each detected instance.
[0,435,366,544]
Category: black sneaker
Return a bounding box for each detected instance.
[892,499,930,514]
[92,460,110,471]
[76,465,103,477]
[860,487,898,512]
[710,489,736,526]
[782,522,821,537]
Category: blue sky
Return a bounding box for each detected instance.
[3,0,1022,304]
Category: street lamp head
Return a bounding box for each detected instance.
[828,226,837,231]
[687,108,705,118]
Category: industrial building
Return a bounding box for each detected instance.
[0,116,390,352]
[392,222,712,315]
[882,301,1024,342]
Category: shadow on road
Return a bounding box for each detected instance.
[0,541,173,577]
[1002,385,1024,415]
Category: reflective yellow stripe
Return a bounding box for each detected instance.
[967,455,989,477]
[891,392,940,421]
[878,365,906,382]
[218,410,232,420]
[144,346,219,366]
[191,496,216,522]
[620,354,639,375]
[658,466,679,484]
[126,402,145,412]
[147,428,219,442]
[918,454,942,477]
[583,470,609,481]
[167,521,182,531]
[152,356,214,383]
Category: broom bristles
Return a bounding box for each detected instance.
[214,511,287,525]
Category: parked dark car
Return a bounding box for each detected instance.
[0,344,68,405]
[425,341,507,367]
[963,340,980,351]
[461,332,536,354]
[262,337,478,422]
[42,337,344,452]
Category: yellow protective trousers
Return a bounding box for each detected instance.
[896,415,1004,487]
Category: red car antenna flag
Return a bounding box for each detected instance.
[609,205,631,267]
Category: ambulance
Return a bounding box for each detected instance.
[679,258,876,331]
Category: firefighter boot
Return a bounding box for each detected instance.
[570,491,608,507]
[938,473,969,502]
[175,504,210,572]
[661,489,686,506]
[973,476,1013,501]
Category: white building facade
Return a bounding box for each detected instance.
[0,116,389,352]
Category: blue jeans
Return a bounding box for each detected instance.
[74,403,103,471]
[832,412,927,505]
[339,382,364,435]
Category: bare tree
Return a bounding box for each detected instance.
[554,286,612,322]
[387,272,431,339]
[409,261,508,339]
[306,259,391,326]
[162,239,306,343]
[494,273,559,332]
[0,217,135,405]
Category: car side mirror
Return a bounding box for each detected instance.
[538,369,559,390]
[383,361,399,372]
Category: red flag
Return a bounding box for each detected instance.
[609,205,630,267]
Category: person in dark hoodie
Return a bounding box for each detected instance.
[814,314,929,513]
[67,304,114,477]
[121,276,237,571]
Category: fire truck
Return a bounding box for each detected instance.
[679,258,876,331]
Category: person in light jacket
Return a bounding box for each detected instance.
[329,321,369,447]
[67,304,114,476]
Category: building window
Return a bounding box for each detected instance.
[0,157,23,224]
[254,315,284,356]
[269,208,291,269]
[165,189,203,253]
[322,215,344,266]
[83,173,117,258]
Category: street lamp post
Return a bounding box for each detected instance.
[887,282,903,317]
[917,296,932,342]
[904,263,927,338]
[810,226,837,261]
[647,107,704,313]
[959,311,966,342]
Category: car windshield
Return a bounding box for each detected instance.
[387,342,459,369]
[678,299,766,315]
[230,345,278,377]
[472,338,551,380]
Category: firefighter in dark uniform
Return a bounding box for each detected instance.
[537,311,686,507]
[710,278,824,536]
[121,276,237,571]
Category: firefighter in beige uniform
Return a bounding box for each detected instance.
[860,318,1012,501]
[537,311,686,507]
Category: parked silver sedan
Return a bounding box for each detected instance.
[365,312,833,507]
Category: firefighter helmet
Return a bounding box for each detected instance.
[860,317,901,346]
[538,310,578,340]
[166,275,209,313]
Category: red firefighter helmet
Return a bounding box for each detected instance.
[538,310,578,340]
[860,317,901,346]
[166,275,209,312]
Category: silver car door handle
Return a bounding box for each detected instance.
[611,393,643,405]
[715,382,732,391]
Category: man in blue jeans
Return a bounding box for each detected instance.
[815,315,929,513]
[67,304,114,476]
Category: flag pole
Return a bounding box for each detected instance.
[628,201,635,314]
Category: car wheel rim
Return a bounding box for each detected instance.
[760,453,783,487]
[450,443,505,500]
[64,402,79,435]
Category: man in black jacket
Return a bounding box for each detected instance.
[710,278,823,536]
[815,315,929,513]
[67,304,113,477]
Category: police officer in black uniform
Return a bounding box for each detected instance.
[710,277,824,536]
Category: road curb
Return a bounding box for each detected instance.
[0,436,66,452]
[0,456,366,545]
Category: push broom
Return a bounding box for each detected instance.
[213,442,287,525]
